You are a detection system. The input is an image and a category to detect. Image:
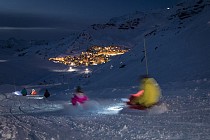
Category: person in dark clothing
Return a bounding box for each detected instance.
[21,88,27,96]
[44,89,50,98]
[76,86,83,93]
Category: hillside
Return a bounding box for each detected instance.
[0,0,210,139]
[0,0,210,88]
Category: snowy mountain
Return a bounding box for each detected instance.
[47,0,210,88]
[0,0,209,103]
[0,0,210,139]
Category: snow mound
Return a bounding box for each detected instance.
[119,103,169,115]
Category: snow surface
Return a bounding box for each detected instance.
[0,0,210,139]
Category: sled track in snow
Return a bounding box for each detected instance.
[1,94,53,139]
[0,93,64,116]
[9,106,49,139]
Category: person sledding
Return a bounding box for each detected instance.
[31,89,37,95]
[21,88,27,96]
[44,89,50,98]
[126,38,162,110]
[127,75,161,110]
[71,86,88,106]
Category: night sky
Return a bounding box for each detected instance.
[0,0,181,40]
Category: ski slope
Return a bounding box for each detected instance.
[0,84,210,139]
[0,0,210,139]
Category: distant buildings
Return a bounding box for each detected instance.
[49,46,128,66]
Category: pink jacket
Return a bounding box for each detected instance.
[71,94,88,105]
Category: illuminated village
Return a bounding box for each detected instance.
[49,46,129,66]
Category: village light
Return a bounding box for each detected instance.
[84,68,91,74]
[49,45,128,67]
[67,66,78,72]
[68,67,72,71]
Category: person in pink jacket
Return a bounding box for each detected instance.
[71,86,88,106]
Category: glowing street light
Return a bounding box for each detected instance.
[84,68,91,74]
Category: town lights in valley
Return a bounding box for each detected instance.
[49,45,128,67]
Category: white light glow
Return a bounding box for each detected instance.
[0,60,8,63]
[51,69,66,72]
[67,67,77,72]
[26,95,44,100]
[98,103,125,115]
[12,91,22,96]
[27,95,44,100]
[106,106,123,111]
[84,68,92,74]
[51,67,78,73]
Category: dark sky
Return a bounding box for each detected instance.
[0,0,181,40]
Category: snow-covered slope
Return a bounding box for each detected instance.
[63,0,210,88]
[0,0,210,139]
[0,0,210,88]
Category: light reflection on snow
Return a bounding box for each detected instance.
[51,67,78,73]
[83,68,92,74]
[51,67,92,76]
[0,60,7,62]
[12,92,44,99]
[76,68,92,75]
[26,95,44,100]
[12,91,22,95]
[107,106,123,111]
[67,67,77,72]
[98,103,124,115]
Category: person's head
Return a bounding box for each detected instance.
[139,75,151,85]
[76,86,83,93]
[140,75,150,79]
[139,75,148,81]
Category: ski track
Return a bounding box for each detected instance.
[0,89,210,140]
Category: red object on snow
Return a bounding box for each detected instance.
[131,90,144,97]
[126,90,144,105]
[31,89,37,95]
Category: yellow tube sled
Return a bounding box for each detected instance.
[128,77,161,109]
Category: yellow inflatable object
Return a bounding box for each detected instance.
[132,78,161,107]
